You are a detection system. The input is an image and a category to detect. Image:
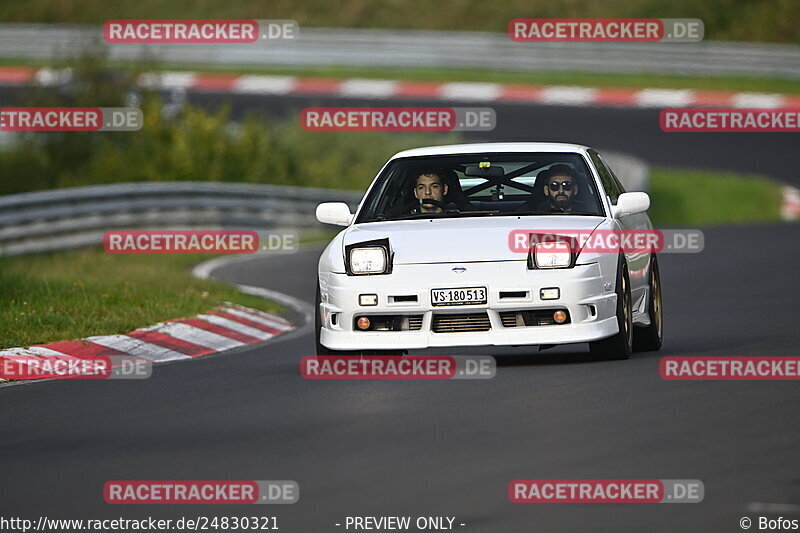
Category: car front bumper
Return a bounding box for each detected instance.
[318,261,618,351]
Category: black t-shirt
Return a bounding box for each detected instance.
[534,198,591,214]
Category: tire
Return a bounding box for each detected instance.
[589,257,633,361]
[633,254,663,352]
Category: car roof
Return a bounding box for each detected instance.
[389,142,591,160]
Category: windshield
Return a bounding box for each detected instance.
[355,152,605,223]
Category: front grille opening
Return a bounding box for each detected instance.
[354,315,423,331]
[500,312,522,328]
[500,309,571,327]
[390,295,418,303]
[432,312,491,333]
[499,291,528,299]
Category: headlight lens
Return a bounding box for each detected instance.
[350,247,387,274]
[534,241,573,269]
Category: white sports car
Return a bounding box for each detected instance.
[315,143,663,360]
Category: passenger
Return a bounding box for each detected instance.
[536,164,585,213]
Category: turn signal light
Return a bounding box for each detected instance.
[540,287,560,300]
[356,316,371,330]
[553,310,567,324]
[359,294,378,306]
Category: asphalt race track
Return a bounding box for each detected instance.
[1,94,799,532]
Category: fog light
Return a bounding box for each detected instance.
[359,294,378,306]
[553,310,567,324]
[540,287,560,300]
[356,316,371,330]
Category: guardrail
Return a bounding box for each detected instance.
[0,24,798,79]
[0,182,362,256]
[0,152,647,256]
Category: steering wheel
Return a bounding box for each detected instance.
[420,198,446,209]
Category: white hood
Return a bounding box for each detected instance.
[343,216,605,264]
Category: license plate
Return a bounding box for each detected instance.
[431,287,487,306]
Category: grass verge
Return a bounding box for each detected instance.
[2,58,799,95]
[0,249,285,348]
[648,167,783,226]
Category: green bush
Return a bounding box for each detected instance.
[0,50,458,194]
[0,86,457,195]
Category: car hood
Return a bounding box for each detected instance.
[343,216,605,264]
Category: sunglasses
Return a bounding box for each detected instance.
[549,181,574,192]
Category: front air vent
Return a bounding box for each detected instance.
[501,312,521,328]
[500,291,528,299]
[500,309,571,327]
[390,295,418,303]
[406,315,423,330]
[353,315,423,331]
[432,313,491,333]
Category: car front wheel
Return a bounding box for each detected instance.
[589,258,633,361]
[633,254,663,352]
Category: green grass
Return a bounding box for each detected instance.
[648,167,783,226]
[0,249,285,348]
[0,0,797,43]
[3,58,800,96]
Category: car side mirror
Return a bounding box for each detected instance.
[316,202,353,226]
[611,192,650,218]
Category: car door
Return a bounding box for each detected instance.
[588,150,651,309]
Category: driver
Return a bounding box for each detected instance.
[410,170,449,214]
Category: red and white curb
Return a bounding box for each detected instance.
[0,303,293,382]
[1,66,800,109]
[782,186,800,220]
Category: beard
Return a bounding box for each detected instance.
[551,194,571,208]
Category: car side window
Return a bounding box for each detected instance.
[601,155,627,194]
[589,150,621,205]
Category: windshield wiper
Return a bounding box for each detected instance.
[445,210,501,217]
[513,210,600,217]
[390,212,448,220]
[385,209,500,221]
